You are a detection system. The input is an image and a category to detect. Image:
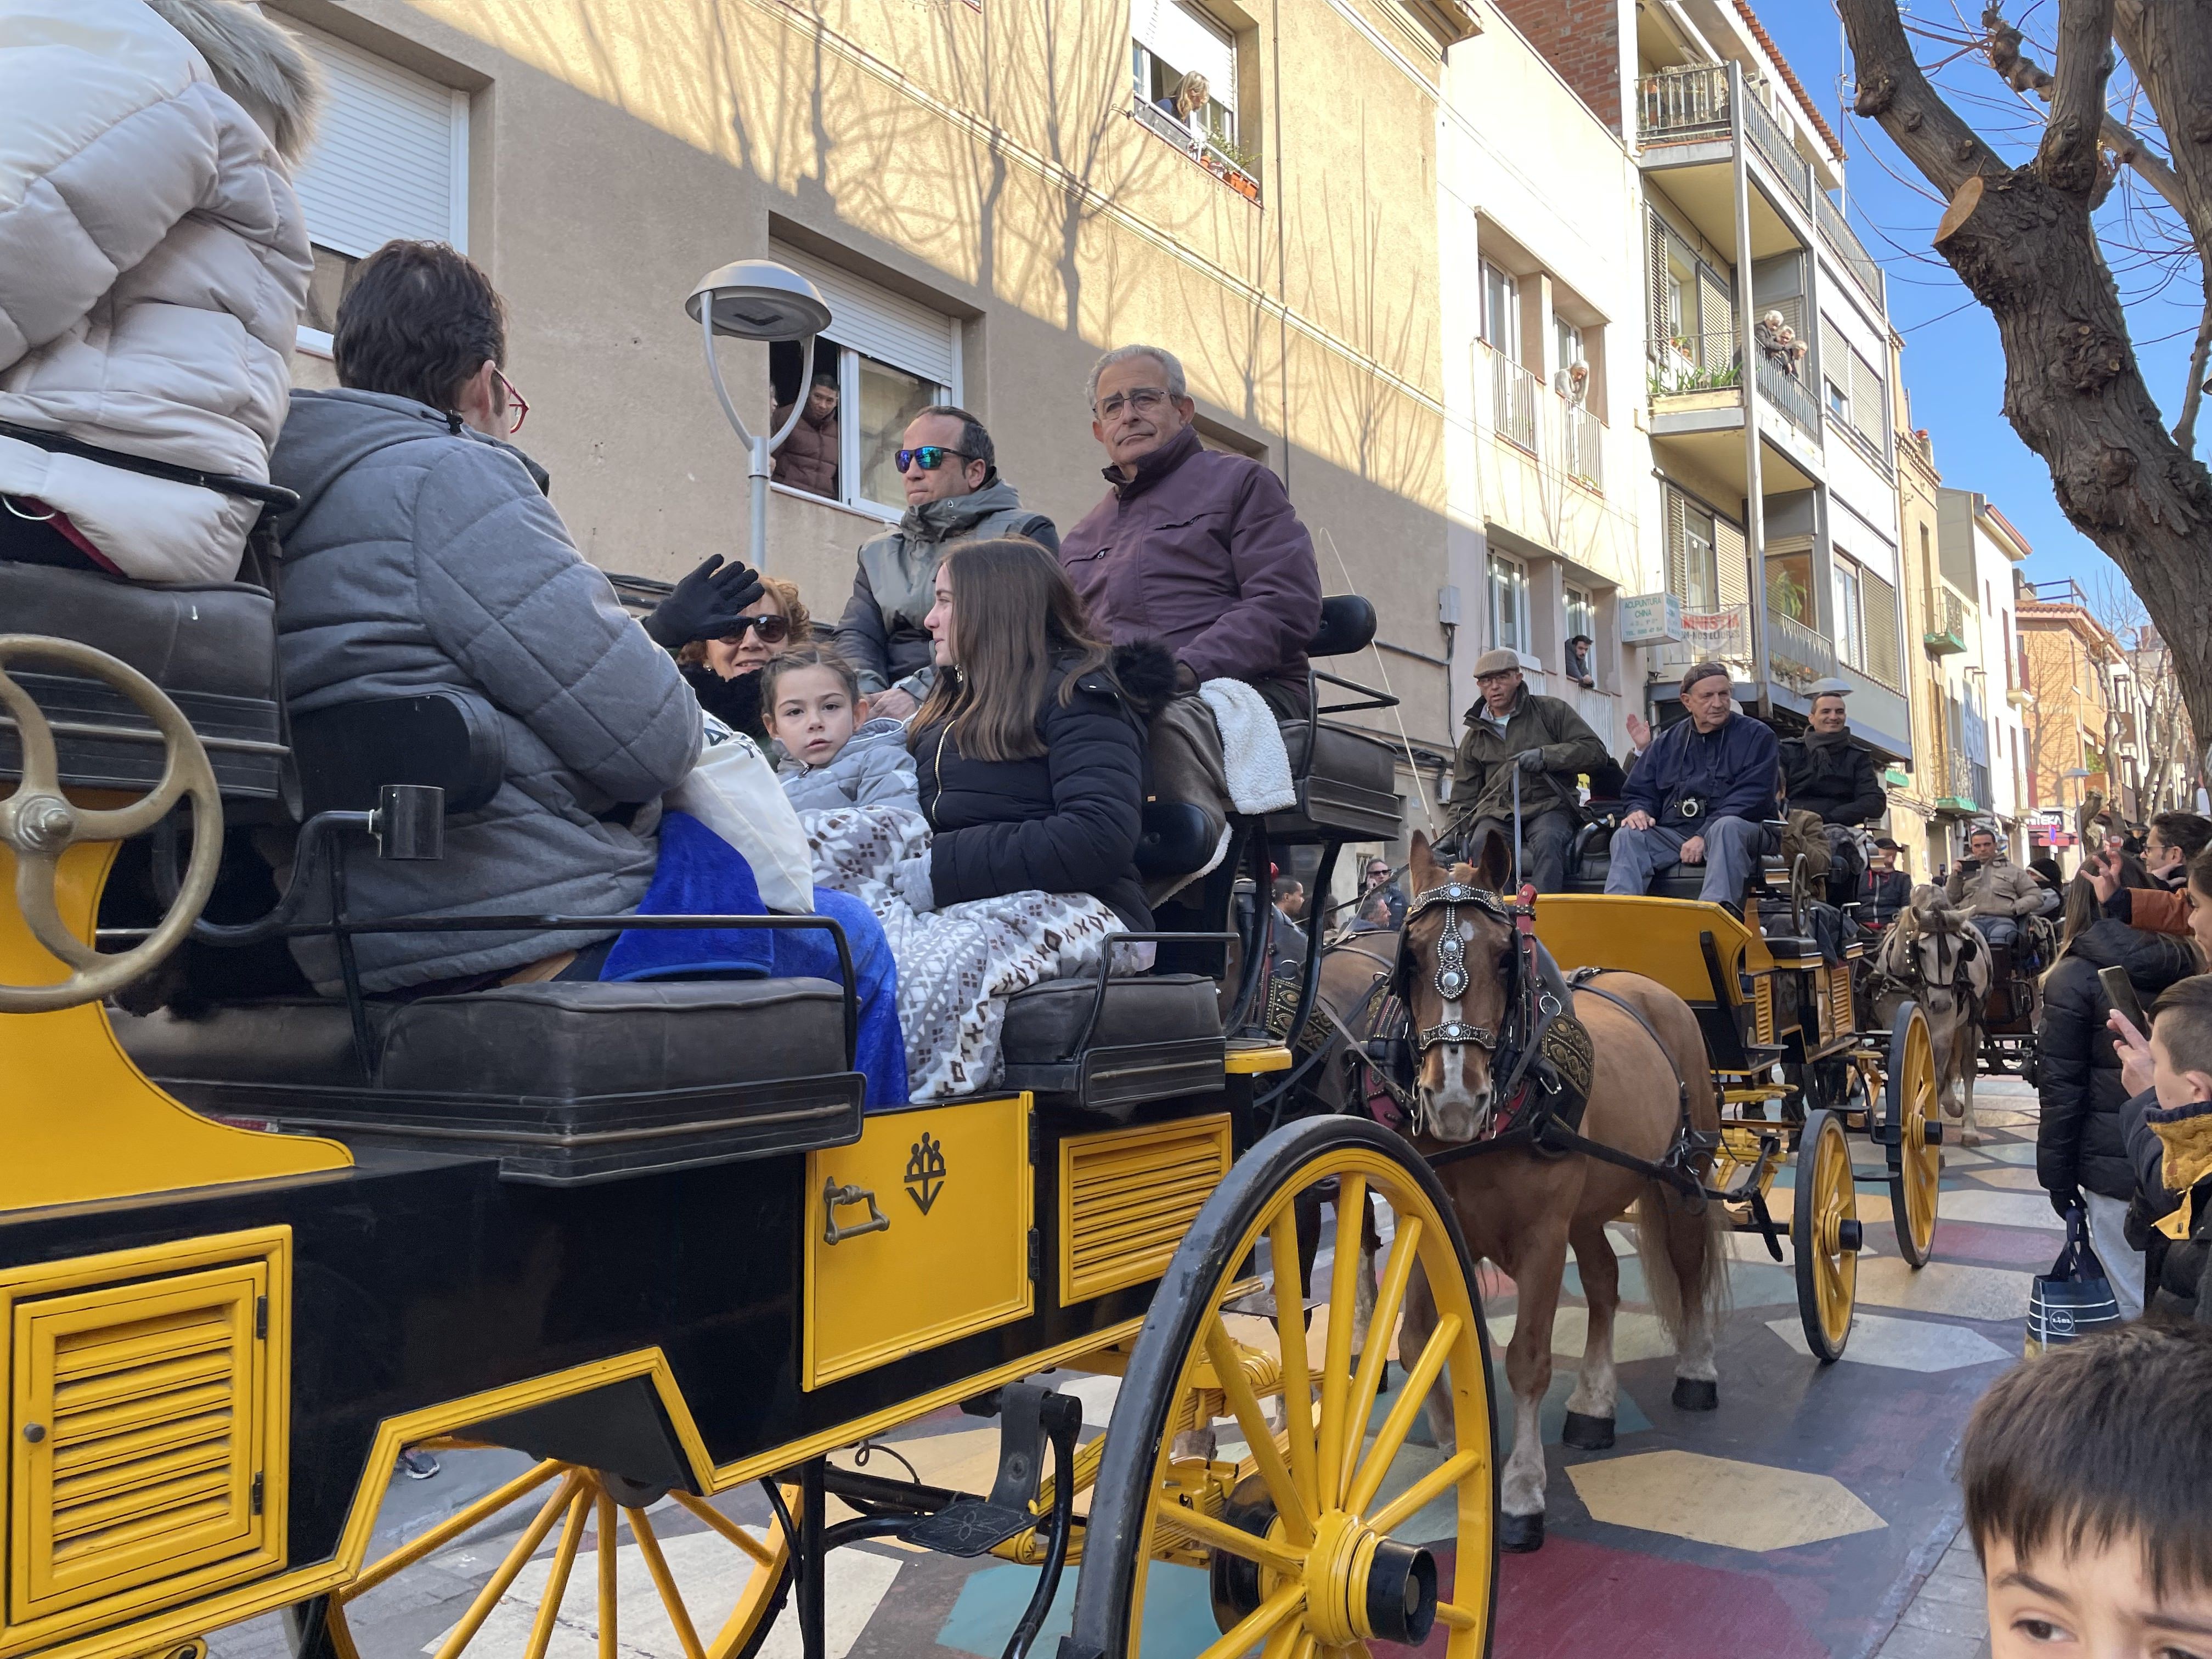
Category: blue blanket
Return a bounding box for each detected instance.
[602,810,910,1108]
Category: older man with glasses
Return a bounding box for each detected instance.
[831,404,1058,721]
[1062,344,1322,720]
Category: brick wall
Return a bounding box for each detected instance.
[1491,0,1623,134]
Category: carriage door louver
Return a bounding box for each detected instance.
[1059,1116,1233,1304]
[9,1261,273,1633]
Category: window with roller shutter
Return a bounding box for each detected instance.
[1863,570,1903,689]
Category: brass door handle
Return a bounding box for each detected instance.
[822,1180,890,1245]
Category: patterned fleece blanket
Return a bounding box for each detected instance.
[802,805,1131,1101]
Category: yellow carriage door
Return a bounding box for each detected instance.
[803,1096,1034,1390]
[8,1258,284,1645]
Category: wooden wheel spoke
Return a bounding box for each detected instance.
[1338,1216,1422,1506]
[431,1472,584,1659]
[1263,1624,1316,1659]
[1192,1581,1307,1659]
[672,1490,780,1569]
[1435,1602,1479,1630]
[1169,1502,1310,1575]
[347,1458,566,1599]
[1203,1316,1312,1543]
[1267,1206,1319,1517]
[1367,1448,1481,1539]
[595,1492,619,1659]
[1345,1313,1460,1517]
[1316,1176,1367,1509]
[522,1487,592,1659]
[627,1505,707,1659]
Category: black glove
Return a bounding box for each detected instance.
[644,554,765,648]
[1513,749,1547,774]
[2049,1184,2081,1218]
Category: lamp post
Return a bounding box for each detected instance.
[2061,766,2090,876]
[685,260,833,575]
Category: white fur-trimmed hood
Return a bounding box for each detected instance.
[143,0,320,163]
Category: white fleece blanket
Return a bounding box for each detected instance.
[1199,679,1297,813]
[802,805,1131,1101]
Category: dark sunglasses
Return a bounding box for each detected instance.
[896,445,977,473]
[719,614,791,645]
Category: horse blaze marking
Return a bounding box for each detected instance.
[906,1133,947,1214]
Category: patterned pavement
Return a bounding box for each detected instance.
[213,1079,2056,1659]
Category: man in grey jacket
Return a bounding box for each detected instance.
[271,241,702,995]
[832,405,1057,720]
[1946,823,2055,949]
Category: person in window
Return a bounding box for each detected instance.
[1153,70,1211,149]
[832,405,1057,723]
[1449,650,1606,893]
[769,373,839,499]
[897,538,1152,929]
[1063,345,1322,721]
[1780,686,1885,896]
[650,570,811,749]
[0,0,317,583]
[1605,662,1778,907]
[1562,633,1596,689]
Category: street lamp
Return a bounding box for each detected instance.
[2060,766,2090,871]
[685,259,833,574]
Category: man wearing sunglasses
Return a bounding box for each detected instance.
[1063,343,1321,720]
[832,405,1058,721]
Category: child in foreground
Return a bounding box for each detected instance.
[761,647,918,811]
[1962,1320,2212,1654]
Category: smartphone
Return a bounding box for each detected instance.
[2100,965,2148,1036]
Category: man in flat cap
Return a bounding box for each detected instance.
[1606,661,1779,906]
[1448,647,1607,891]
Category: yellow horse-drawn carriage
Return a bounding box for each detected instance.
[0,536,1497,1659]
[1536,825,1945,1362]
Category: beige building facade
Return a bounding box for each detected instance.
[274,0,1475,758]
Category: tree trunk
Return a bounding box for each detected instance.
[1839,0,2212,755]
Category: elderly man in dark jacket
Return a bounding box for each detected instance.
[1449,649,1606,891]
[1606,662,1779,905]
[1062,344,1322,719]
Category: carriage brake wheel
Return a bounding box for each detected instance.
[323,1463,794,1659]
[1065,1115,1499,1658]
[1790,1108,1859,1363]
[1883,1003,1942,1270]
[0,636,223,1012]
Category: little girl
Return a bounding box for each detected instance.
[763,647,918,811]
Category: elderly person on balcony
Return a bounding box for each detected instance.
[1605,661,1779,909]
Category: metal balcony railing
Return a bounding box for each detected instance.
[1129,93,1260,200]
[1563,401,1603,491]
[1650,331,1742,396]
[1637,65,1731,143]
[1491,351,1539,452]
[1923,585,1972,654]
[1742,94,1811,211]
[1754,353,1820,437]
[1816,193,1884,309]
[1766,610,1837,693]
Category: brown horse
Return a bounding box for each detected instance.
[1391,831,1729,1551]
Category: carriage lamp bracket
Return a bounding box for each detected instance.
[821,1180,889,1245]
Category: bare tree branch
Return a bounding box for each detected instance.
[1840,0,2005,196]
[1983,3,2192,218]
[2177,274,2212,454]
[2037,0,2116,195]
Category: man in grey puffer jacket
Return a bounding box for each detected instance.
[272,242,700,995]
[831,405,1056,719]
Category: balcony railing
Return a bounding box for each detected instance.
[1650,331,1742,396]
[1742,94,1811,211]
[1129,93,1260,200]
[1754,353,1820,438]
[1923,584,1972,654]
[1491,351,1539,452]
[1657,602,1755,679]
[1563,401,1603,491]
[1766,610,1837,693]
[1816,192,1884,309]
[1637,65,1731,143]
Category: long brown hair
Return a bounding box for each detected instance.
[911,538,1110,763]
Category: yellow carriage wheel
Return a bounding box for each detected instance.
[1790,1108,1859,1363]
[326,1464,794,1659]
[1062,1116,1498,1659]
[1883,1003,1942,1269]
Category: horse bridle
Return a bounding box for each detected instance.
[1400,877,1511,1053]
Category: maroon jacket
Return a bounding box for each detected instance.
[770,400,839,498]
[1061,425,1322,694]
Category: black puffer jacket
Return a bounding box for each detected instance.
[1780,735,1886,825]
[912,653,1150,928]
[2039,921,2202,1200]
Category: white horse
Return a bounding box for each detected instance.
[1867,885,1993,1145]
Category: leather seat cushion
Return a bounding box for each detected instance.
[1278,720,1398,795]
[120,978,849,1099]
[1001,973,1222,1063]
[1,562,276,700]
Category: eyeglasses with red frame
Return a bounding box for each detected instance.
[493,369,528,436]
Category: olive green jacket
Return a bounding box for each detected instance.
[1450,687,1607,826]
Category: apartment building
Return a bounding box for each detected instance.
[1889,362,1947,879]
[1932,488,2031,851]
[1492,0,1913,773]
[270,0,1477,759]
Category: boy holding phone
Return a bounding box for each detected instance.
[2112,976,2212,1315]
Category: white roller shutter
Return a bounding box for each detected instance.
[287,22,466,256]
[1132,0,1238,114]
[770,244,960,393]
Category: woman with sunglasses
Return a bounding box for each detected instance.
[645,570,812,747]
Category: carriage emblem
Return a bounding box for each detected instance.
[905,1133,947,1214]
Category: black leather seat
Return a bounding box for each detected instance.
[1000,973,1224,1119]
[0,561,285,799]
[116,978,863,1185]
[1263,596,1404,845]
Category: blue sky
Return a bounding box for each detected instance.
[1757,4,2199,598]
